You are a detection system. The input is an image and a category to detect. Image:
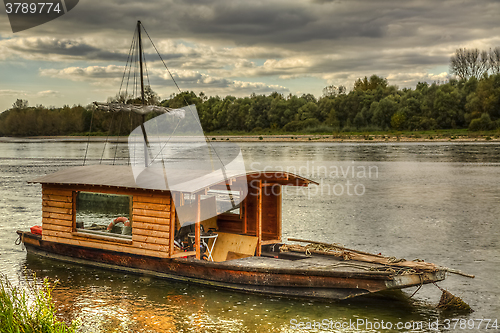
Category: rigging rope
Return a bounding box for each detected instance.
[100,112,116,164]
[119,28,137,97]
[125,32,137,99]
[141,23,236,208]
[113,113,124,165]
[83,108,95,165]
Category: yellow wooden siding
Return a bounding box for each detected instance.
[41,184,173,258]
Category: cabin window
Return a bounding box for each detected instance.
[75,192,132,239]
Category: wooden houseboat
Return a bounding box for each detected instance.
[16,164,449,300]
[15,21,458,300]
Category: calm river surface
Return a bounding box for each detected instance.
[0,140,499,332]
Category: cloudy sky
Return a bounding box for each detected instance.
[1,0,500,112]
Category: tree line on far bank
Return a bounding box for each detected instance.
[1,72,499,137]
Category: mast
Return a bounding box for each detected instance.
[138,20,145,105]
[137,20,150,167]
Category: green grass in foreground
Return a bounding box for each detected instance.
[0,274,79,333]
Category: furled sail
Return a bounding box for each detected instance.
[94,102,179,115]
[127,104,248,226]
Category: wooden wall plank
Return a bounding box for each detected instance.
[42,217,73,227]
[133,235,170,245]
[133,215,169,225]
[133,208,170,218]
[134,195,170,204]
[42,194,72,203]
[134,241,169,252]
[42,224,72,233]
[132,222,169,232]
[42,211,72,221]
[133,202,169,211]
[42,201,72,209]
[42,188,73,197]
[42,206,72,215]
[132,228,170,239]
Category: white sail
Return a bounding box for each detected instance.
[128,104,248,225]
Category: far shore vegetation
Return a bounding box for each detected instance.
[1,48,499,139]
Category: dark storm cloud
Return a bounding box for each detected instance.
[3,37,187,63]
[3,0,500,61]
[8,38,128,61]
[60,0,500,48]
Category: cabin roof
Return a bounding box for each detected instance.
[29,165,317,192]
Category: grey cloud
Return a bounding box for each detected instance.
[2,0,500,103]
[4,37,185,63]
[4,0,499,61]
[9,38,128,61]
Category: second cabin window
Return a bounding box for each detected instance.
[75,192,132,239]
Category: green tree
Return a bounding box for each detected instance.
[469,112,495,131]
[371,96,398,129]
[12,99,28,109]
[354,75,388,91]
[390,111,407,130]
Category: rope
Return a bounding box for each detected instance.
[433,281,445,292]
[83,107,95,165]
[113,113,124,165]
[387,256,406,263]
[119,27,137,96]
[100,112,116,164]
[281,243,422,276]
[142,41,151,89]
[15,234,22,245]
[409,275,424,298]
[124,33,137,99]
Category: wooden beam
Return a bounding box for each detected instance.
[169,195,176,257]
[277,186,282,242]
[243,193,248,234]
[170,250,196,258]
[70,231,133,245]
[256,180,262,256]
[195,194,201,260]
[260,239,281,245]
[71,190,76,232]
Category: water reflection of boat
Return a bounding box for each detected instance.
[16,21,452,301]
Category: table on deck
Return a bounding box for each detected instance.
[188,232,218,261]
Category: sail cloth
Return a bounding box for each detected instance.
[94,102,180,116]
[127,104,248,226]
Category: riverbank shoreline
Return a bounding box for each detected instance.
[0,134,499,143]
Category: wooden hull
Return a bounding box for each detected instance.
[17,231,445,300]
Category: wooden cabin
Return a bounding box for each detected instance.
[32,165,316,261]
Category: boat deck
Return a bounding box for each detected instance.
[200,251,397,279]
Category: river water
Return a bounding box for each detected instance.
[0,141,499,332]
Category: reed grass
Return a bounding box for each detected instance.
[0,274,80,333]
